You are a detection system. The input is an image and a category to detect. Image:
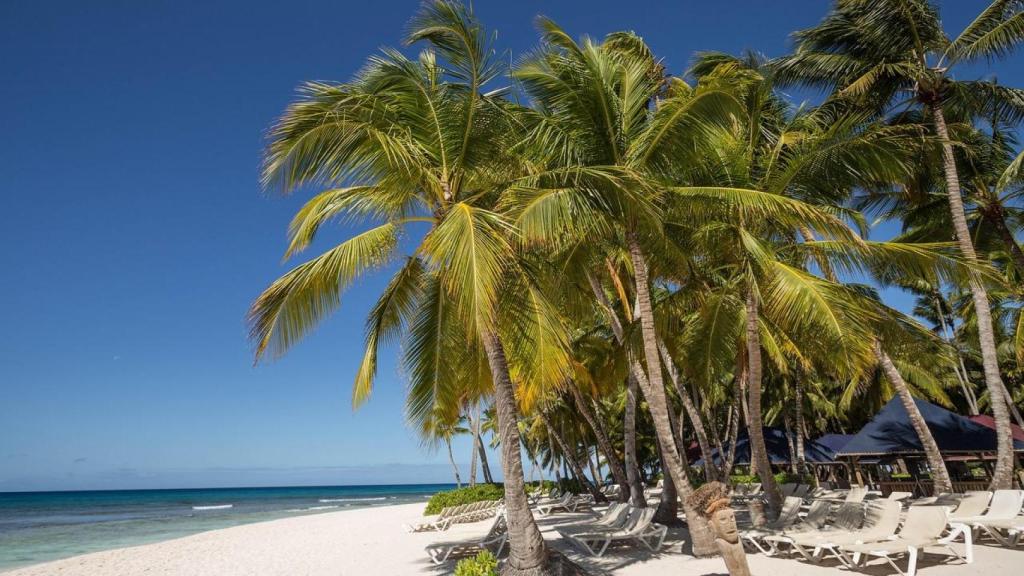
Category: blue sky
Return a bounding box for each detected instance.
[1,0,1019,492]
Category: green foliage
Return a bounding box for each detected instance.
[774,472,815,485]
[525,478,585,495]
[729,472,814,485]
[424,484,504,516]
[454,551,499,576]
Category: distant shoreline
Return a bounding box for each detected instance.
[0,502,432,575]
[0,484,449,572]
[0,481,457,495]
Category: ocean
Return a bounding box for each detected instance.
[0,483,453,571]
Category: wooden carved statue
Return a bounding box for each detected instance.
[685,481,752,576]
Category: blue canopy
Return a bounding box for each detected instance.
[695,427,837,466]
[815,434,855,454]
[837,396,1024,457]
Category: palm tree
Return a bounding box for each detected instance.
[775,0,1024,489]
[510,24,742,555]
[248,3,563,573]
[425,412,468,487]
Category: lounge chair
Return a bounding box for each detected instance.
[557,503,632,536]
[887,491,913,501]
[537,492,580,516]
[767,501,865,556]
[841,505,969,576]
[404,503,466,532]
[404,500,501,532]
[758,499,832,555]
[792,484,812,499]
[425,510,508,565]
[741,496,803,553]
[787,499,903,564]
[731,483,762,503]
[958,489,1024,546]
[845,485,868,503]
[563,507,668,557]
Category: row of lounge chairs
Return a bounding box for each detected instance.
[557,502,668,557]
[741,488,1024,576]
[421,486,659,565]
[403,499,502,532]
[425,507,508,564]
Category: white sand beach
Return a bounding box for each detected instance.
[2,502,1017,576]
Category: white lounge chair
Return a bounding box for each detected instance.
[564,507,668,557]
[841,505,969,576]
[759,500,832,555]
[425,510,508,565]
[959,489,1024,546]
[788,499,903,565]
[537,492,580,515]
[741,496,804,553]
[558,503,631,535]
[404,503,466,533]
[766,500,865,556]
[846,485,868,503]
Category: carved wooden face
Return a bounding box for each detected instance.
[711,508,739,543]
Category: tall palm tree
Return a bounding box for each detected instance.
[775,0,1024,488]
[510,24,742,555]
[248,3,565,573]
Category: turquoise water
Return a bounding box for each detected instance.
[0,484,452,571]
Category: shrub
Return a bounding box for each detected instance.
[773,472,814,485]
[424,484,504,516]
[454,550,498,576]
[525,478,584,495]
[729,472,814,485]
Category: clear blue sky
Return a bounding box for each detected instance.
[1,0,1018,492]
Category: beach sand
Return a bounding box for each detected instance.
[2,502,1016,575]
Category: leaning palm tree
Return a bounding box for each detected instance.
[248,3,565,573]
[774,0,1024,488]
[424,411,469,487]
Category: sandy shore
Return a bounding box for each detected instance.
[2,502,1017,575]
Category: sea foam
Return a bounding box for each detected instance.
[192,504,233,511]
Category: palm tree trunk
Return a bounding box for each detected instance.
[588,446,603,489]
[628,234,717,557]
[445,438,462,488]
[476,428,494,484]
[931,103,1014,489]
[654,436,680,523]
[935,296,981,414]
[480,329,551,575]
[658,339,718,481]
[794,378,806,474]
[569,384,630,499]
[586,269,652,503]
[744,286,782,514]
[784,414,798,475]
[469,409,479,487]
[723,380,742,478]
[539,411,606,503]
[875,341,953,494]
[624,371,647,507]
